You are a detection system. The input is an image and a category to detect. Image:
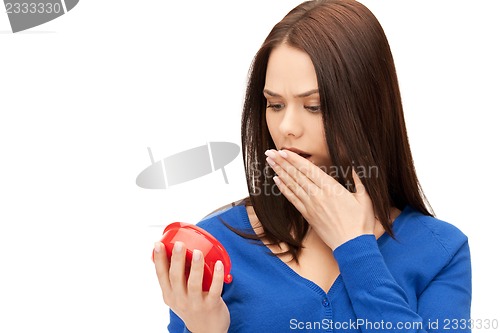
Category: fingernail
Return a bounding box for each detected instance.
[174,241,183,253]
[192,249,201,262]
[278,150,288,158]
[266,156,276,166]
[273,176,281,186]
[264,150,276,158]
[154,242,162,253]
[215,260,223,272]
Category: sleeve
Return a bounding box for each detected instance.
[333,234,472,333]
[417,241,472,331]
[167,309,192,333]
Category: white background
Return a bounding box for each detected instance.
[1,1,499,332]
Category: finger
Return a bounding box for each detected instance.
[269,162,309,201]
[153,241,172,295]
[272,175,306,214]
[207,260,225,301]
[266,154,318,196]
[169,241,187,295]
[265,150,319,191]
[187,249,204,301]
[265,150,315,199]
[270,149,330,188]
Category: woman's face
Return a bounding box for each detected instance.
[264,43,332,169]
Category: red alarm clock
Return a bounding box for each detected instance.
[153,222,232,291]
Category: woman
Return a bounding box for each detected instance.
[154,1,472,332]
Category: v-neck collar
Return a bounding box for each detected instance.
[234,203,411,297]
[236,205,342,297]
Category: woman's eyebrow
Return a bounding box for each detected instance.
[263,89,319,98]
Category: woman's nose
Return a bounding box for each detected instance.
[278,106,304,138]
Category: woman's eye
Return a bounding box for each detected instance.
[305,105,321,113]
[266,103,284,112]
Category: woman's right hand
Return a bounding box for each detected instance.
[153,241,230,333]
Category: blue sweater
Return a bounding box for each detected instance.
[168,204,471,332]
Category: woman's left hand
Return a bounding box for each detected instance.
[265,149,376,251]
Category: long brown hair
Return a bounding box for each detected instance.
[239,0,432,261]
